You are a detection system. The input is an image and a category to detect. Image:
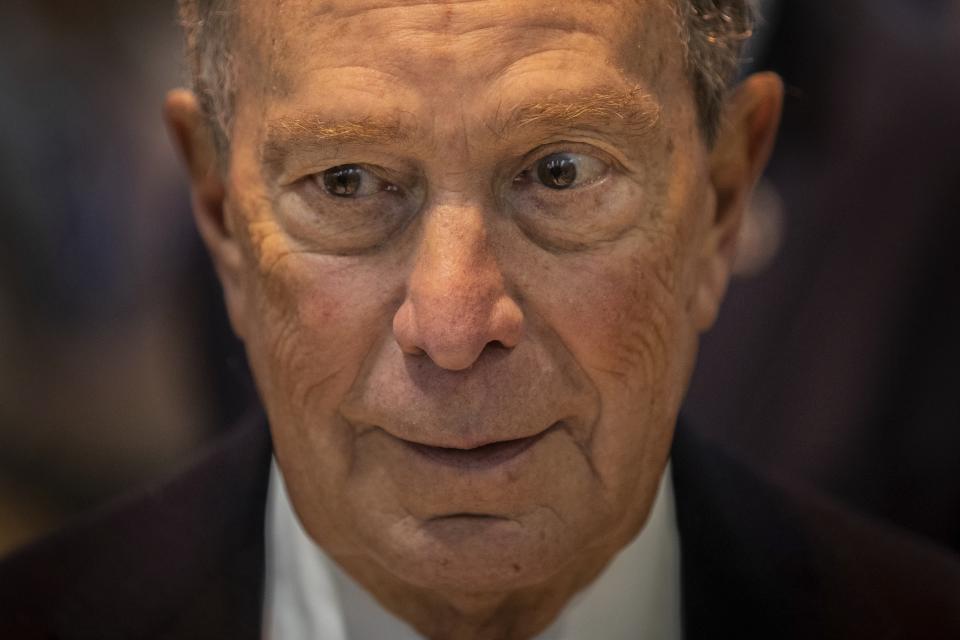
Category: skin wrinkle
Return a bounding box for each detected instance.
[565,416,606,488]
[458,98,474,163]
[628,248,686,383]
[261,246,316,282]
[258,10,672,165]
[624,313,668,385]
[168,0,782,637]
[508,157,670,254]
[327,0,496,21]
[268,312,300,377]
[295,362,345,415]
[261,87,662,179]
[604,309,659,389]
[250,231,392,433]
[181,0,755,158]
[232,175,284,264]
[424,19,604,40]
[259,166,420,255]
[265,264,396,418]
[480,47,594,89]
[293,369,332,413]
[514,227,629,256]
[534,502,567,528]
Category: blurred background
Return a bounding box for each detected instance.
[0,0,958,559]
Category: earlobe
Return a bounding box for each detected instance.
[694,72,784,331]
[163,89,248,340]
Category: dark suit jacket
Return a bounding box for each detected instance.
[2,410,959,639]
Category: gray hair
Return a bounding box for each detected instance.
[177,0,755,158]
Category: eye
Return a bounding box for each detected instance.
[527,152,608,190]
[317,164,397,198]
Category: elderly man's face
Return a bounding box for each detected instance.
[169,0,779,611]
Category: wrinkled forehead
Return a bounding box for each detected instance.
[232,0,686,111]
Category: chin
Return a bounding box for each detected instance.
[375,511,582,593]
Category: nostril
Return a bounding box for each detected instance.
[392,279,523,369]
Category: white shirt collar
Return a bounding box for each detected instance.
[263,460,682,640]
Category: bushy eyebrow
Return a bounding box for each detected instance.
[494,85,662,141]
[261,85,662,170]
[262,114,416,169]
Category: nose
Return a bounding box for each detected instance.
[393,203,524,371]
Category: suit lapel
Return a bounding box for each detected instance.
[671,421,821,639]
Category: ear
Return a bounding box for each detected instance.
[693,71,783,331]
[164,89,249,340]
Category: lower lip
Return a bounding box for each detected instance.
[401,423,558,471]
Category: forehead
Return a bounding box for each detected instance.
[234,0,685,121]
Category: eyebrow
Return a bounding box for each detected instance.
[494,85,662,142]
[262,114,416,169]
[261,85,661,170]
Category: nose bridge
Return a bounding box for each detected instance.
[393,200,524,370]
[416,201,499,305]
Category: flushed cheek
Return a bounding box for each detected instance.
[243,246,408,546]
[236,214,401,437]
[550,243,687,393]
[531,238,694,492]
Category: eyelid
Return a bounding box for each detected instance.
[304,163,411,197]
[514,149,610,192]
[280,157,414,189]
[513,143,625,185]
[528,140,620,167]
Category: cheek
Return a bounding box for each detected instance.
[239,228,409,544]
[527,228,699,500]
[552,239,690,391]
[240,222,400,443]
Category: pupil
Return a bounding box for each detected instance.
[537,155,577,189]
[323,165,363,196]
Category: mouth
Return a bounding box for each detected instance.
[399,422,561,471]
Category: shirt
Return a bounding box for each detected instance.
[263,459,682,640]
